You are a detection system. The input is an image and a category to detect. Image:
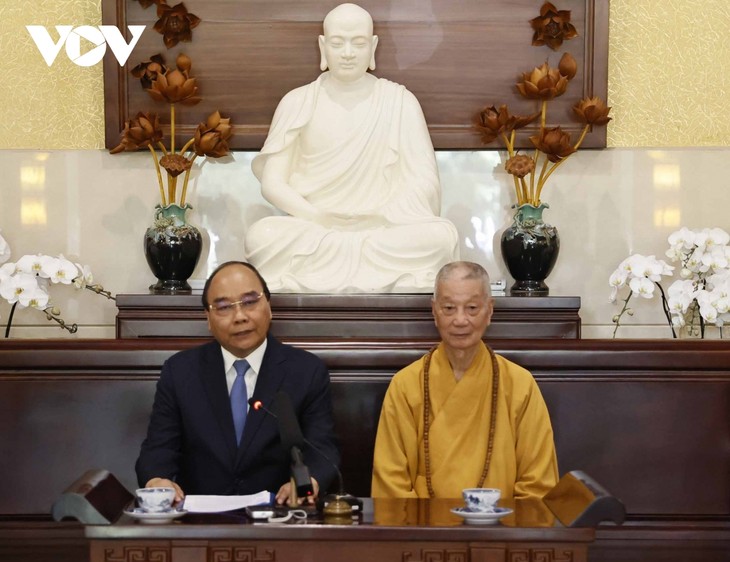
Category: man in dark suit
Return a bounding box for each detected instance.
[136,261,339,505]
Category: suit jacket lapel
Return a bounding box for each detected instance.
[237,335,287,464]
[198,342,239,460]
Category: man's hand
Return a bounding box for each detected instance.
[275,477,320,506]
[145,478,185,505]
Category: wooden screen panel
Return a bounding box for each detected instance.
[2,339,729,517]
[102,0,608,150]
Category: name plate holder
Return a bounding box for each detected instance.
[543,470,626,527]
[51,468,134,524]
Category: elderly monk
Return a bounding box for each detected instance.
[245,3,458,292]
[372,261,558,499]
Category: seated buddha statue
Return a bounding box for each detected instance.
[245,3,459,292]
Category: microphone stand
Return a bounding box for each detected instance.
[250,396,358,518]
[316,445,353,518]
[299,435,361,519]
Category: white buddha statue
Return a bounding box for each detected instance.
[245,3,459,292]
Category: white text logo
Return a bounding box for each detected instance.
[26,25,145,67]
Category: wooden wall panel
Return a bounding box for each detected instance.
[1,339,729,522]
[102,0,609,150]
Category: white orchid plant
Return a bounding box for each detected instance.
[0,231,114,337]
[609,227,730,338]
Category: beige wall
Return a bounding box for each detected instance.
[607,0,730,146]
[0,1,104,149]
[2,1,730,148]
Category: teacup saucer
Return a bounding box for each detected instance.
[450,506,513,525]
[123,507,188,524]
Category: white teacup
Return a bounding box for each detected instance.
[135,487,176,513]
[462,488,501,512]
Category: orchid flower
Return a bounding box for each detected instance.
[0,239,115,337]
[614,227,730,338]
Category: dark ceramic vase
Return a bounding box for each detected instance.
[500,203,560,296]
[143,204,203,293]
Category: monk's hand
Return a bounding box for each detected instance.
[145,477,185,506]
[275,477,320,506]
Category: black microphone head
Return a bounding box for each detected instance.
[273,391,305,451]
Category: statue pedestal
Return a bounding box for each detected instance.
[115,293,581,340]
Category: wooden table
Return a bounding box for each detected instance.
[86,498,594,562]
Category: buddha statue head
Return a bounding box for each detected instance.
[318,3,379,81]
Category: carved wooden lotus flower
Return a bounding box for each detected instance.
[159,153,192,177]
[473,105,538,145]
[529,127,577,163]
[130,54,167,90]
[153,2,201,49]
[110,53,233,208]
[110,112,163,154]
[194,111,233,158]
[146,53,201,105]
[473,49,610,206]
[530,1,578,51]
[573,97,613,126]
[518,53,576,98]
[505,155,536,178]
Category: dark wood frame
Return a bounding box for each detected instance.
[102,0,609,150]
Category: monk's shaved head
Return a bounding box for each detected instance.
[434,261,492,300]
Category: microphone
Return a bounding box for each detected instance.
[250,394,361,515]
[248,396,313,498]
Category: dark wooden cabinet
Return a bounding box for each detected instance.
[115,293,581,339]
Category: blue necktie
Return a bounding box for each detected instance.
[231,359,249,445]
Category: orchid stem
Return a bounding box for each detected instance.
[612,292,632,338]
[4,302,17,338]
[83,284,116,301]
[43,307,78,334]
[655,282,677,339]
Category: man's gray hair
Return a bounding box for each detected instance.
[433,261,491,300]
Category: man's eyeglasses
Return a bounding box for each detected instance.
[208,293,265,316]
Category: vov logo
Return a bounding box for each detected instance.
[26,25,146,67]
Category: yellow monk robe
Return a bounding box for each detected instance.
[372,342,558,499]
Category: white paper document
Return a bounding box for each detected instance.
[183,490,272,513]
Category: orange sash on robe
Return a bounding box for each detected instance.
[413,343,507,498]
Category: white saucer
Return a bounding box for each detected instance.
[124,507,188,524]
[450,506,513,525]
